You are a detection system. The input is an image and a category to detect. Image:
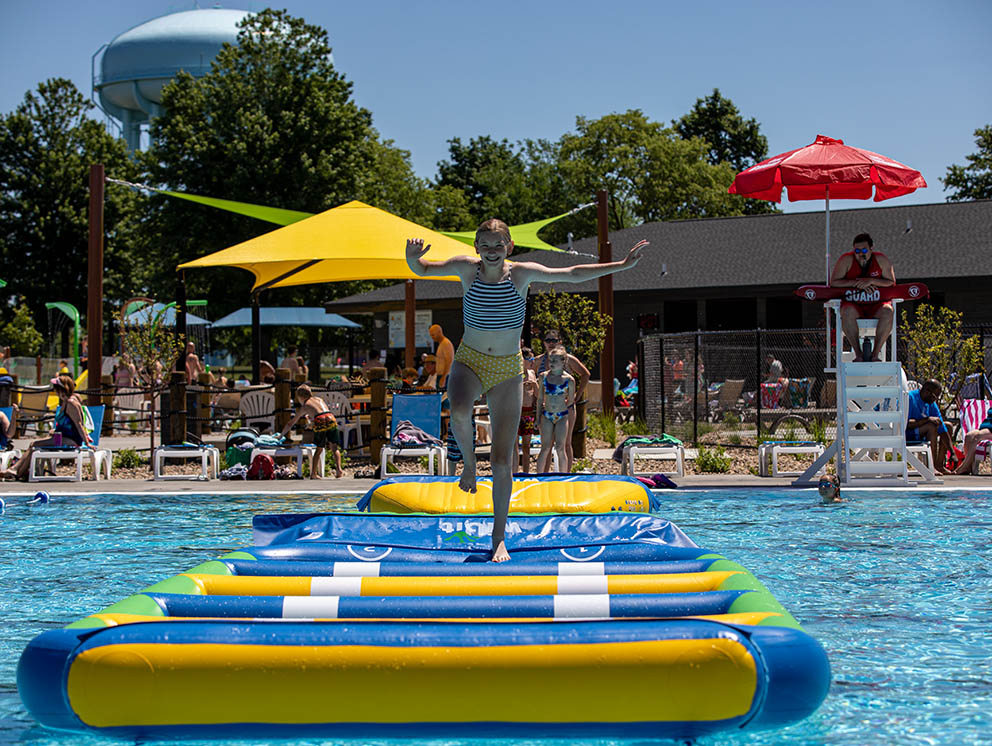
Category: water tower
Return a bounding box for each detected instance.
[93,8,250,150]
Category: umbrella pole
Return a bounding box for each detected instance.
[825,185,831,286]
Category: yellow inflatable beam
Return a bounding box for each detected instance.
[186,571,742,597]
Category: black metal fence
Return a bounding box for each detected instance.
[636,324,992,448]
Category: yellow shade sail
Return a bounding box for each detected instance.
[178,200,468,289]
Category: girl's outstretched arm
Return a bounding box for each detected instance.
[514,240,649,286]
[405,239,475,280]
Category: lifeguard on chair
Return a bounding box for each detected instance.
[829,233,895,361]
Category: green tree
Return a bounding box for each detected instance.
[435,136,538,225]
[142,9,415,312]
[900,303,983,412]
[674,89,776,215]
[530,289,611,364]
[943,125,992,201]
[556,110,745,231]
[674,89,768,171]
[119,304,185,386]
[0,78,143,333]
[1,299,44,356]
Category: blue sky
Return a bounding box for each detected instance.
[2,0,990,214]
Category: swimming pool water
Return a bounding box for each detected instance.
[2,488,990,745]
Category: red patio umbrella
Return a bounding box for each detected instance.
[729,134,927,284]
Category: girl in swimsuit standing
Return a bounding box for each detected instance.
[536,347,575,474]
[406,219,647,562]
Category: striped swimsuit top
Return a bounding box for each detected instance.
[462,266,527,330]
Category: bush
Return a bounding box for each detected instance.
[571,457,594,473]
[624,418,651,436]
[696,446,732,473]
[587,411,617,446]
[809,418,828,444]
[112,448,143,470]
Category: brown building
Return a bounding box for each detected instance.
[326,199,992,375]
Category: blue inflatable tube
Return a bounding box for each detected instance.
[19,619,829,741]
[19,504,829,739]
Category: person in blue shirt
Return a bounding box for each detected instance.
[906,379,951,475]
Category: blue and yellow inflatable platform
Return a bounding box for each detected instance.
[18,477,829,740]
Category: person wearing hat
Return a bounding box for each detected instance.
[417,355,438,390]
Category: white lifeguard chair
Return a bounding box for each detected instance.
[794,298,940,487]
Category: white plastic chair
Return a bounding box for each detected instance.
[315,390,362,450]
[113,389,149,431]
[239,390,275,432]
[29,405,112,482]
[153,445,220,480]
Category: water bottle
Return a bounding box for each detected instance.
[205,364,211,374]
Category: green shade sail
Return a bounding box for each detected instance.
[108,178,574,253]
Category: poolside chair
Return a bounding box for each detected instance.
[15,386,52,435]
[113,387,150,432]
[380,393,446,476]
[238,390,275,432]
[0,406,22,471]
[959,398,992,475]
[709,379,745,422]
[315,390,362,451]
[29,405,111,482]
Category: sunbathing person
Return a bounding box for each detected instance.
[2,374,91,481]
[953,410,992,475]
[0,402,17,453]
[406,219,647,562]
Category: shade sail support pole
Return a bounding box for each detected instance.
[597,189,614,417]
[825,185,831,286]
[405,280,415,370]
[87,164,104,406]
[251,294,261,384]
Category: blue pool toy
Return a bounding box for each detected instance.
[29,491,50,504]
[18,477,829,740]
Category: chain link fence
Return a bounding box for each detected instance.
[638,323,992,449]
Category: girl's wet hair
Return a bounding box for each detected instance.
[475,218,511,244]
[295,384,312,400]
[548,346,567,360]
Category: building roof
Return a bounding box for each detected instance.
[326,199,992,309]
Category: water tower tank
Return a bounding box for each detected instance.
[94,8,250,150]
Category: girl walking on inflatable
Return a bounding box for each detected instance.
[406,220,647,561]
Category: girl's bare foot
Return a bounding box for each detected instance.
[458,458,477,493]
[491,540,510,563]
[335,469,344,478]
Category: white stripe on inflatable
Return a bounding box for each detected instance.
[282,596,339,618]
[557,562,605,576]
[556,575,609,594]
[333,562,381,577]
[310,577,364,596]
[553,594,611,618]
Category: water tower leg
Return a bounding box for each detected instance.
[87,164,104,406]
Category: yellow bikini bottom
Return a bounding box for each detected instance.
[454,344,524,393]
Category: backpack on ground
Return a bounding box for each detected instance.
[247,453,275,480]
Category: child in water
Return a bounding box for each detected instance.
[536,347,575,473]
[818,474,842,503]
[280,384,344,478]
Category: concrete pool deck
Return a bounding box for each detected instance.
[2,434,988,495]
